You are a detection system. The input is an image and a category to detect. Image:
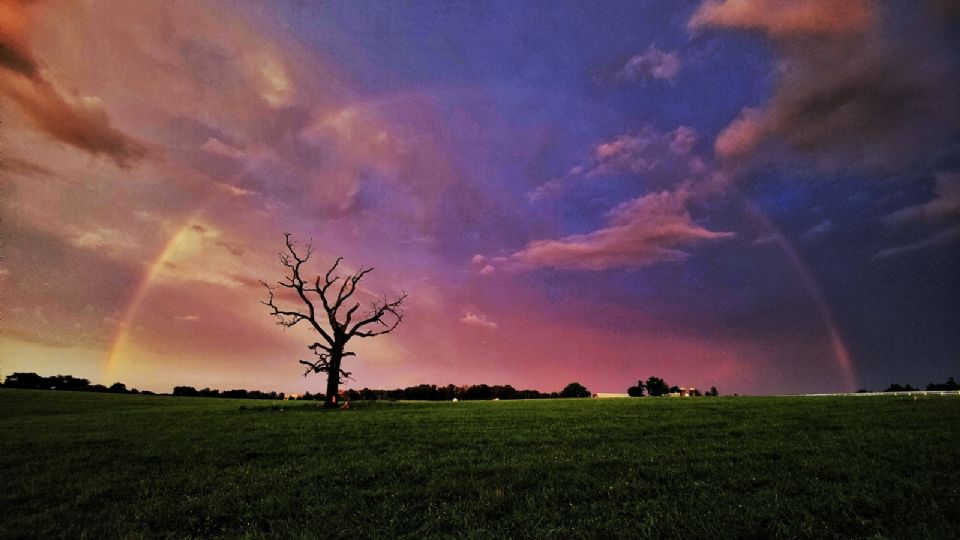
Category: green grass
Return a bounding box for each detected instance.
[2,389,959,538]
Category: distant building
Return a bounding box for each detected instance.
[595,393,630,399]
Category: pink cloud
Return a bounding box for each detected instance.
[461,312,498,330]
[513,190,733,270]
[714,107,767,160]
[688,0,874,37]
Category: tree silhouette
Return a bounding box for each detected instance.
[261,234,406,408]
[560,382,591,398]
[645,376,669,397]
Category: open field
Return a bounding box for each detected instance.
[2,389,959,538]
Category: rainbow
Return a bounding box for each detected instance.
[102,219,200,381]
[739,197,857,392]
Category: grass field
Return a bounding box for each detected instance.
[2,389,959,538]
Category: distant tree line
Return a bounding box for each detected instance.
[627,376,719,397]
[1,373,153,395]
[304,382,592,401]
[881,377,958,393]
[1,373,595,402]
[172,386,286,400]
[0,373,282,400]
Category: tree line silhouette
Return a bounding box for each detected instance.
[0,373,595,401]
[166,381,598,401]
[880,377,958,393]
[0,373,713,400]
[1,373,153,395]
[7,371,954,399]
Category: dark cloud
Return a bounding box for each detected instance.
[2,79,147,167]
[884,172,960,225]
[0,156,55,178]
[874,226,960,259]
[0,41,38,79]
[0,1,145,167]
[215,240,245,257]
[698,0,960,173]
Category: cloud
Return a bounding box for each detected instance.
[0,156,55,178]
[2,76,146,167]
[527,178,565,202]
[0,0,41,79]
[215,240,245,257]
[0,1,144,167]
[689,0,874,37]
[478,264,495,276]
[201,137,246,160]
[695,0,960,172]
[878,172,960,259]
[512,190,733,270]
[713,107,766,162]
[68,226,140,258]
[589,126,698,177]
[529,126,705,201]
[619,46,681,82]
[885,172,960,225]
[173,315,199,322]
[801,219,834,241]
[461,312,498,330]
[518,125,734,272]
[752,233,779,245]
[874,226,960,259]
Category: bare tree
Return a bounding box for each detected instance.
[261,234,406,408]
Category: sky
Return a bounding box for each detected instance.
[1,0,958,395]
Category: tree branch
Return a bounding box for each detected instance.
[276,234,335,345]
[349,292,407,338]
[260,281,310,328]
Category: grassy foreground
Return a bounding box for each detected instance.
[2,389,959,538]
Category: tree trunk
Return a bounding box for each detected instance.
[323,350,342,408]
